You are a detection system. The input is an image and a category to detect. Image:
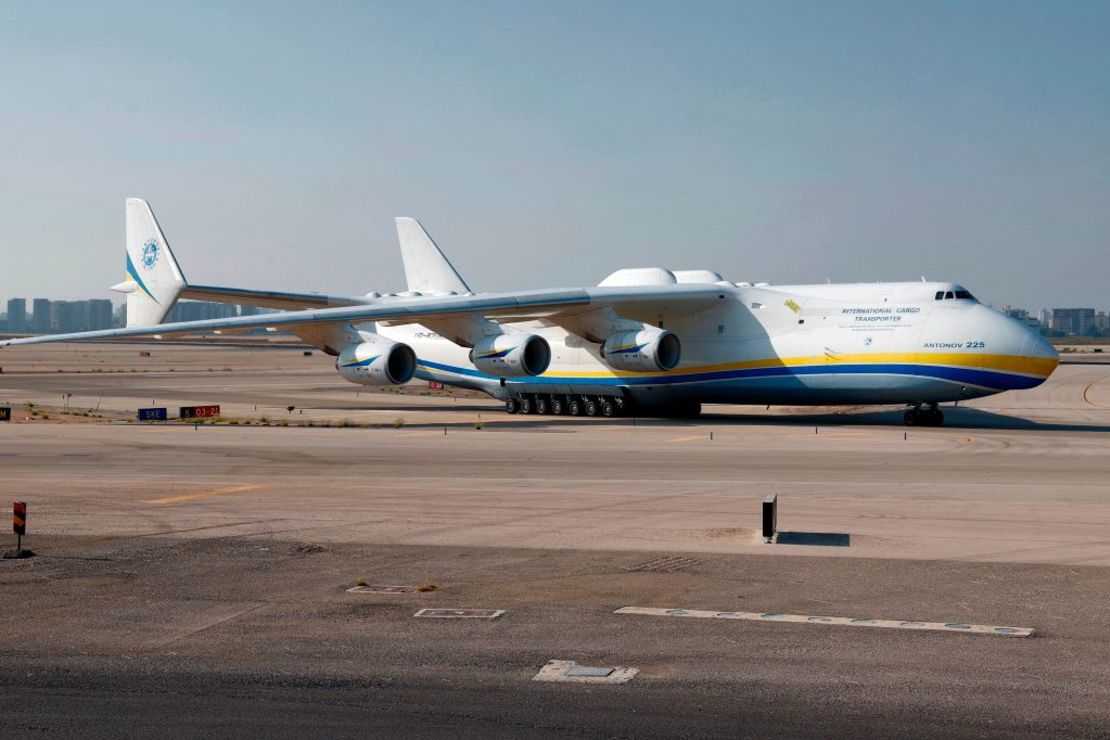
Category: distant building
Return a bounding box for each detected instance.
[30,298,52,333]
[87,299,113,330]
[1051,308,1097,336]
[5,298,27,332]
[166,301,237,323]
[1001,306,1044,333]
[51,300,89,333]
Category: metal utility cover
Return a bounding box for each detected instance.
[414,608,504,619]
[565,665,615,678]
[532,660,638,684]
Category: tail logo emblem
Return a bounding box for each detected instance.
[141,239,160,270]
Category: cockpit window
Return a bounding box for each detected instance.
[935,288,978,301]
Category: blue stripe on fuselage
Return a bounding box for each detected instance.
[415,358,1043,392]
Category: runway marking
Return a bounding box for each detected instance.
[1083,377,1109,408]
[347,585,416,594]
[144,484,267,505]
[614,606,1035,638]
[667,435,703,443]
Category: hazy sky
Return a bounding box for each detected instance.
[1,1,1107,309]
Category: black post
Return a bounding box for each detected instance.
[762,494,777,543]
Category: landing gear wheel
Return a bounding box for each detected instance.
[520,396,533,414]
[505,398,519,414]
[584,398,599,417]
[568,398,582,416]
[600,399,615,417]
[535,397,548,415]
[904,407,945,427]
[551,398,565,416]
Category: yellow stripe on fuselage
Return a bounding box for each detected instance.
[541,352,1058,380]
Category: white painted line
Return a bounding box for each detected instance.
[532,660,638,684]
[614,607,1035,638]
[413,608,505,620]
[346,585,416,594]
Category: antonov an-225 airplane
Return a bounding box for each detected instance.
[1,199,1059,426]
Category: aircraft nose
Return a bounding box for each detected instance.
[1020,324,1058,362]
[982,306,1055,359]
[985,308,1059,387]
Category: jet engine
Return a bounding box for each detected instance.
[469,334,551,377]
[335,337,417,386]
[601,328,681,372]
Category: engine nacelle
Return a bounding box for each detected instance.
[336,338,417,386]
[469,334,551,377]
[601,328,681,372]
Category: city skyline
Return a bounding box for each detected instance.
[0,296,264,334]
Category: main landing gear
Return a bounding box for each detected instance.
[506,393,622,417]
[904,404,944,427]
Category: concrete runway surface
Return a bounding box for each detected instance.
[1,342,1108,738]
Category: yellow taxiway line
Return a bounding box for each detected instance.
[144,483,267,505]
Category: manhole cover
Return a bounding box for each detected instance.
[413,608,504,620]
[624,556,702,573]
[346,585,416,594]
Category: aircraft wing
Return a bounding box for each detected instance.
[0,284,728,348]
[179,284,372,311]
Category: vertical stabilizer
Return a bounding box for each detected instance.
[116,198,187,327]
[394,217,470,295]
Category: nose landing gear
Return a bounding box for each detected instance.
[904,404,944,427]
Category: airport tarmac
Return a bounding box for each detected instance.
[1,343,1109,737]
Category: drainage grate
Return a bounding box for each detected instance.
[413,608,505,620]
[624,556,702,573]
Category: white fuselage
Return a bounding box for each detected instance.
[375,280,1057,407]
